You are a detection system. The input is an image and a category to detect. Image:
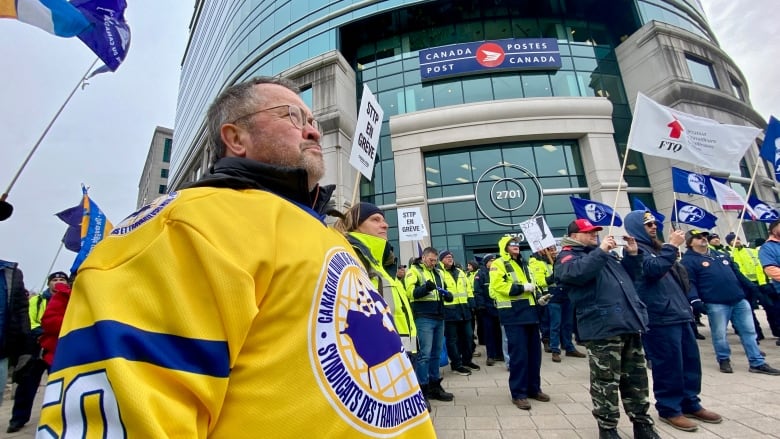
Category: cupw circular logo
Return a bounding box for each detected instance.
[309,249,429,435]
[476,42,505,67]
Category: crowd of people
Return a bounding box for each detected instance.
[2,75,780,438]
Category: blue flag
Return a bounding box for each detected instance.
[632,198,665,232]
[759,116,780,182]
[670,200,718,229]
[671,167,724,201]
[569,197,622,227]
[747,196,780,223]
[69,186,114,275]
[72,0,131,74]
[55,204,84,252]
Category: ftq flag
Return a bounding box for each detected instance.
[759,116,780,181]
[0,0,89,36]
[68,186,113,275]
[632,198,665,232]
[73,0,130,74]
[670,200,718,229]
[627,92,760,174]
[569,197,622,227]
[671,167,725,201]
[747,196,780,223]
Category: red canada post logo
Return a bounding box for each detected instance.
[667,117,684,139]
[476,42,505,67]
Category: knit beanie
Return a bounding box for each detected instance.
[725,232,736,245]
[439,250,452,260]
[48,271,69,282]
[356,202,384,225]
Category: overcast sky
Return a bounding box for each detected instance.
[0,1,777,290]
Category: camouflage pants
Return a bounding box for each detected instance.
[586,334,652,429]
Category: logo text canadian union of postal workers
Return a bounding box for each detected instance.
[309,249,429,436]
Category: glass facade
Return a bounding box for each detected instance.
[635,0,713,40]
[423,141,587,254]
[337,1,713,260]
[175,0,440,174]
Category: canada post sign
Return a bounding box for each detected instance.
[419,38,561,81]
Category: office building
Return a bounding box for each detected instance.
[171,0,773,261]
[137,126,173,209]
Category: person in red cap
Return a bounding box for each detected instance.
[554,218,659,439]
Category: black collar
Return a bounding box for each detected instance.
[185,157,335,215]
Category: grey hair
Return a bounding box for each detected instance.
[206,76,300,160]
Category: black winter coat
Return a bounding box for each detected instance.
[554,245,648,341]
[0,261,31,363]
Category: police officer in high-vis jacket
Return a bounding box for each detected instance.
[489,236,549,411]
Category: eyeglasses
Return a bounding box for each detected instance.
[507,243,520,247]
[231,104,320,134]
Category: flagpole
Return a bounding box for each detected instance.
[672,193,679,231]
[735,158,764,241]
[40,240,66,293]
[607,145,632,236]
[0,58,100,221]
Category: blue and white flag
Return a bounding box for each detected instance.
[670,199,717,229]
[569,197,622,227]
[747,196,780,223]
[671,167,725,201]
[1,0,130,74]
[632,198,665,232]
[759,116,780,182]
[0,0,90,37]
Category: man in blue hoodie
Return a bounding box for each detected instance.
[681,229,780,376]
[624,211,721,432]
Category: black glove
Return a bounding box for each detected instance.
[467,297,476,310]
[690,298,706,315]
[425,280,436,291]
[545,274,555,285]
[509,284,523,297]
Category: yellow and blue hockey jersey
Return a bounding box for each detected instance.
[37,178,433,437]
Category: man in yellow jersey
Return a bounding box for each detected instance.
[36,77,435,438]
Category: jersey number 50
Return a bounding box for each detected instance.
[37,370,126,439]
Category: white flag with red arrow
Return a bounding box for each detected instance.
[626,93,760,174]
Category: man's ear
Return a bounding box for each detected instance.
[220,123,248,157]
